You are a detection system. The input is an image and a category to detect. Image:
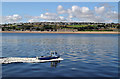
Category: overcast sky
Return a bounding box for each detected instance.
[2,2,118,23]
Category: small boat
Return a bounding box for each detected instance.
[38,51,60,60]
[0,51,63,64]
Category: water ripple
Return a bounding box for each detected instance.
[2,33,118,77]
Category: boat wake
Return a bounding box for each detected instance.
[0,57,64,64]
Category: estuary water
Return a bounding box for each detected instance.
[2,33,118,77]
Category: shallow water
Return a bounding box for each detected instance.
[2,33,118,77]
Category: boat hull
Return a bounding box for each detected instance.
[38,56,60,60]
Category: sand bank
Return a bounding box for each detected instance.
[0,31,119,34]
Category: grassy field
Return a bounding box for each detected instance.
[67,25,97,27]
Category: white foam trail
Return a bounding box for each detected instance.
[0,57,64,64]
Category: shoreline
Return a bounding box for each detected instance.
[0,31,119,34]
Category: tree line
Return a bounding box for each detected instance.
[1,23,119,31]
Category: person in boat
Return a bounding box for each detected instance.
[51,51,60,57]
[36,51,60,60]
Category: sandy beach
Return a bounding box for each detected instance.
[0,31,119,34]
